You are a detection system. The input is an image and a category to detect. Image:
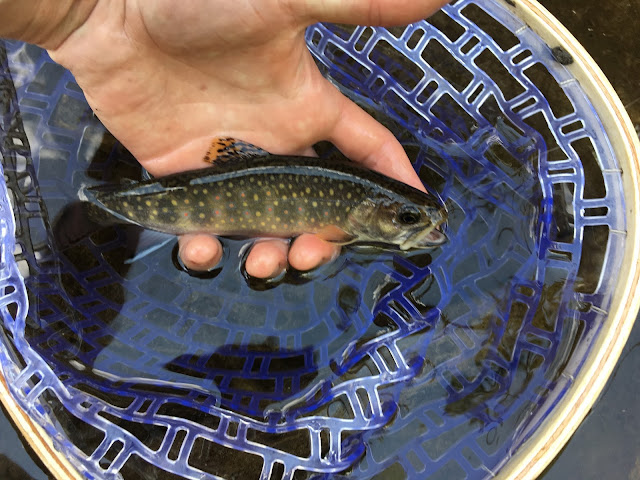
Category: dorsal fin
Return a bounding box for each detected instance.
[203,137,269,164]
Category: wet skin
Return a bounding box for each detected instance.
[88,147,447,256]
[6,0,450,277]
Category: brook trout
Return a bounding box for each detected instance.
[80,138,448,250]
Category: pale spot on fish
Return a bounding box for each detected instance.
[199,213,205,219]
[184,199,190,204]
[226,192,232,197]
[253,194,259,201]
[305,187,311,194]
[256,211,261,217]
[312,201,318,207]
[329,188,334,195]
[171,199,178,206]
[199,201,204,207]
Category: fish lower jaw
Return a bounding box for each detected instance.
[399,224,449,250]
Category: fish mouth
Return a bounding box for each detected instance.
[399,225,448,250]
[399,206,449,250]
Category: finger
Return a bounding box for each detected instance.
[288,234,341,271]
[178,234,223,271]
[291,0,450,26]
[245,239,289,278]
[327,94,426,192]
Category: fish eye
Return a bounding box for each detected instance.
[398,206,421,225]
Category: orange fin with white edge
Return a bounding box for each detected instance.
[315,225,357,245]
[203,137,269,164]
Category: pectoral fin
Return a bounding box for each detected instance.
[316,225,358,245]
[203,137,269,164]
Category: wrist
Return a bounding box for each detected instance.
[0,0,97,49]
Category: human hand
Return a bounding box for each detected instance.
[41,0,449,277]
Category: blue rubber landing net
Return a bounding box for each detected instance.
[0,1,627,479]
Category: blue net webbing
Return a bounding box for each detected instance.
[0,1,627,479]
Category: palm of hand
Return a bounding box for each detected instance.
[51,1,337,168]
[47,0,446,277]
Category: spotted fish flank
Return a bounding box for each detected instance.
[85,138,448,250]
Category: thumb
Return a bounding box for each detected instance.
[326,91,427,193]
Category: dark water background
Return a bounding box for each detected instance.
[0,1,638,478]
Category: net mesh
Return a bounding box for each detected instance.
[0,1,627,479]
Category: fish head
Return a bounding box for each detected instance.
[348,196,448,250]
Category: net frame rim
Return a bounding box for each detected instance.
[492,0,640,478]
[0,1,637,479]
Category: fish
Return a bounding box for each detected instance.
[71,138,448,251]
